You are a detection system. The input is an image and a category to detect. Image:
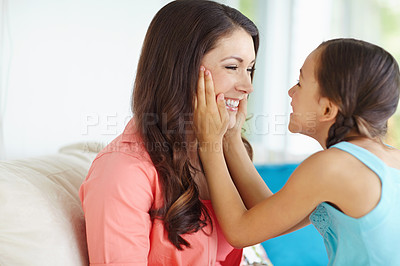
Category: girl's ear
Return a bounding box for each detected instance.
[319,97,338,122]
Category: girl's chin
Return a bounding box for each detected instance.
[288,120,302,134]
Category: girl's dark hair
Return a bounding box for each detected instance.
[132,0,259,250]
[315,38,400,148]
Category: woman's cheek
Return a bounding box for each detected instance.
[211,73,230,94]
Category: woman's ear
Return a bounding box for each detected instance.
[319,98,338,122]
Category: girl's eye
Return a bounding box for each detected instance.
[225,66,238,70]
[296,79,301,87]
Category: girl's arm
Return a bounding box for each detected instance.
[217,73,272,208]
[223,133,272,208]
[200,139,323,247]
[222,106,308,232]
[195,68,326,248]
[278,216,311,236]
[200,142,324,247]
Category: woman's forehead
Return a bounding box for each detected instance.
[206,28,256,62]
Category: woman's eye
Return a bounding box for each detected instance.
[225,66,238,70]
[296,80,301,87]
[247,67,256,74]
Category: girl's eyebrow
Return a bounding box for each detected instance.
[300,68,304,80]
[221,56,255,64]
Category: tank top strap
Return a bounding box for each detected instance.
[330,141,387,180]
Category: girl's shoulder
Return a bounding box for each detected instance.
[290,148,363,194]
[295,148,351,178]
[294,144,384,216]
[278,149,353,212]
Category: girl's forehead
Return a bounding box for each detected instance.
[302,49,321,76]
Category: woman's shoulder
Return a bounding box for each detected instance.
[85,134,158,190]
[95,139,152,166]
[94,118,153,167]
[94,149,156,176]
[82,149,161,205]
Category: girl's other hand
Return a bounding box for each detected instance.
[194,66,229,149]
[225,96,248,141]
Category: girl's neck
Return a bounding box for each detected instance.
[323,132,383,149]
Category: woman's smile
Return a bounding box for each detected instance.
[224,97,240,111]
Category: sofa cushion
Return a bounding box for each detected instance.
[0,142,102,266]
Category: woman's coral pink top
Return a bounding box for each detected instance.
[79,119,242,266]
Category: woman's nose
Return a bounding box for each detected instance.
[237,73,254,94]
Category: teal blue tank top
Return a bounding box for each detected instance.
[309,142,400,265]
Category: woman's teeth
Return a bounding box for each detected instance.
[224,99,239,109]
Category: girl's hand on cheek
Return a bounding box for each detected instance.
[194,67,229,150]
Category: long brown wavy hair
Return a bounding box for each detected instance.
[314,38,400,148]
[132,0,259,250]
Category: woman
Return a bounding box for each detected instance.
[79,0,259,265]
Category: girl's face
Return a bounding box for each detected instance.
[288,48,324,137]
[201,28,256,129]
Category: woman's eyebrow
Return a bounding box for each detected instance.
[220,56,255,64]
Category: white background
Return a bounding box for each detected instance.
[0,0,394,162]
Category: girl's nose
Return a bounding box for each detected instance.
[288,85,295,97]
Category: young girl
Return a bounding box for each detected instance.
[194,38,400,265]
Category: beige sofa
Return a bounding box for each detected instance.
[0,142,272,266]
[0,142,102,266]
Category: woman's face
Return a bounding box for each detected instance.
[201,28,256,129]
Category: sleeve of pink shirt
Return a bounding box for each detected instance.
[79,151,156,266]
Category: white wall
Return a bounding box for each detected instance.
[247,0,382,164]
[1,0,171,160]
[0,0,388,162]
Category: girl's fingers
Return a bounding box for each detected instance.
[194,67,228,142]
[238,96,248,122]
[204,70,218,110]
[235,96,248,129]
[196,66,206,108]
[238,96,248,114]
[217,93,229,125]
